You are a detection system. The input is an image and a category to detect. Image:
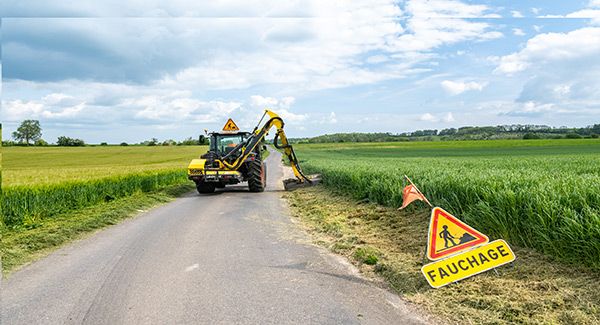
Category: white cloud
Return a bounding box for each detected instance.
[538,2,600,25]
[513,28,525,36]
[441,80,487,95]
[132,96,241,122]
[499,101,558,117]
[511,10,524,18]
[154,0,503,92]
[566,9,600,25]
[531,8,540,15]
[329,112,338,124]
[533,25,542,32]
[493,26,600,118]
[443,112,455,122]
[2,94,87,121]
[392,1,503,53]
[405,0,498,18]
[249,95,306,122]
[495,27,600,74]
[366,55,389,64]
[419,112,455,123]
[419,113,438,122]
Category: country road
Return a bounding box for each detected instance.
[1,148,427,325]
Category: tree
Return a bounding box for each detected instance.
[147,138,159,146]
[57,136,85,146]
[34,139,49,146]
[13,120,42,145]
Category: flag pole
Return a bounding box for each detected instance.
[404,175,433,207]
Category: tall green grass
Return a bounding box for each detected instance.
[2,146,206,227]
[296,139,600,269]
[2,170,187,227]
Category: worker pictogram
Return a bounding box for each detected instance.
[427,207,488,260]
[222,118,240,131]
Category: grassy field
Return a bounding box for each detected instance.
[3,146,206,186]
[293,139,600,269]
[1,146,207,227]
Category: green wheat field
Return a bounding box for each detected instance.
[2,146,207,226]
[295,139,600,269]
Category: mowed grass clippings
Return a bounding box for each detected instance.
[1,184,194,275]
[294,139,600,269]
[285,187,600,325]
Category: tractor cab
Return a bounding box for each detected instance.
[209,132,252,158]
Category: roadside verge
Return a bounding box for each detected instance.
[285,186,600,324]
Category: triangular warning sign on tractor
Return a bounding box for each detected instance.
[427,207,489,261]
[222,118,240,132]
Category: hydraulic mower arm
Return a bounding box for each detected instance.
[216,110,317,189]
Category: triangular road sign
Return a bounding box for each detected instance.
[427,207,488,261]
[222,118,240,131]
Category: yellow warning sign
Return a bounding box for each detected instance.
[222,118,240,132]
[427,207,488,261]
[422,239,515,288]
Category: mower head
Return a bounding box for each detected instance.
[282,174,322,191]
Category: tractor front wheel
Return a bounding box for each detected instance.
[248,158,266,192]
[196,181,216,194]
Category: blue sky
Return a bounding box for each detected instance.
[2,1,600,143]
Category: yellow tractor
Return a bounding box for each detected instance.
[187,110,319,193]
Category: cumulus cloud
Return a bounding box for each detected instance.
[495,27,600,74]
[511,11,524,18]
[249,95,306,122]
[492,26,600,119]
[2,94,87,120]
[419,112,455,122]
[538,2,600,25]
[498,101,559,117]
[441,80,487,95]
[513,28,525,36]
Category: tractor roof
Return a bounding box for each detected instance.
[210,131,251,136]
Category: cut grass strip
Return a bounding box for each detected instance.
[1,184,194,275]
[285,186,600,325]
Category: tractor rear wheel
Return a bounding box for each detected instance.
[248,158,266,192]
[196,181,216,194]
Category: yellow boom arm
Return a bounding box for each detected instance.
[216,109,311,184]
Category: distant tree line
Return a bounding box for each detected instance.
[295,124,600,143]
[2,120,210,147]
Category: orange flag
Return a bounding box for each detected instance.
[399,177,432,209]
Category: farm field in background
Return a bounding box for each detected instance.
[295,139,600,269]
[3,146,207,186]
[2,146,207,227]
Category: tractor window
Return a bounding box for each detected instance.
[214,134,246,155]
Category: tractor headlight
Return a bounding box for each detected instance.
[188,169,203,175]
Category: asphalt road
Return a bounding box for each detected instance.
[1,149,427,325]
